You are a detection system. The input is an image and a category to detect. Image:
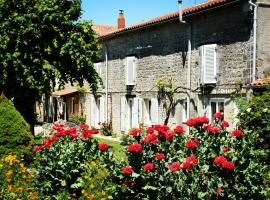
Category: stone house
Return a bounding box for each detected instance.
[46,0,270,133]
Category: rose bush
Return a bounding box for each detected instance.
[109,114,269,199]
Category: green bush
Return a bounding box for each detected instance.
[68,114,86,125]
[0,96,34,158]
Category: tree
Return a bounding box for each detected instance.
[0,0,100,133]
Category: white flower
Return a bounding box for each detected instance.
[263,108,268,112]
[246,108,252,112]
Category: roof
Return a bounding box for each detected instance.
[92,24,118,36]
[52,88,79,97]
[100,0,236,38]
[248,77,270,87]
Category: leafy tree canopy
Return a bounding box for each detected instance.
[0,0,101,97]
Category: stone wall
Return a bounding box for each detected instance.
[87,1,262,132]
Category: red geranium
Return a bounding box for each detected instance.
[215,187,222,194]
[130,128,142,137]
[205,125,221,133]
[143,133,157,144]
[33,145,42,152]
[231,130,243,137]
[182,161,191,171]
[155,153,166,160]
[185,140,198,149]
[82,130,92,139]
[122,166,133,176]
[221,120,229,127]
[195,116,209,126]
[128,144,143,153]
[146,127,155,134]
[186,118,197,126]
[98,143,109,151]
[214,156,227,165]
[167,162,181,172]
[174,125,184,134]
[221,161,235,170]
[79,123,88,129]
[42,139,51,149]
[164,130,175,140]
[182,155,198,171]
[144,163,155,171]
[48,136,58,143]
[214,112,223,119]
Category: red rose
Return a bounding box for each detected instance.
[223,146,230,152]
[155,153,166,160]
[195,116,209,126]
[186,118,197,126]
[98,143,109,151]
[185,140,198,149]
[143,133,157,144]
[122,166,133,176]
[33,145,42,152]
[174,125,184,134]
[168,162,181,172]
[79,123,88,129]
[221,161,234,170]
[221,120,229,127]
[214,112,223,119]
[130,128,142,137]
[231,130,243,137]
[214,156,227,165]
[144,163,155,171]
[128,144,143,153]
[146,127,155,134]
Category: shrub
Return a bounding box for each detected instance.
[33,123,113,198]
[99,121,113,136]
[110,114,269,199]
[68,113,86,124]
[0,96,34,158]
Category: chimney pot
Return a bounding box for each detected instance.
[118,10,125,29]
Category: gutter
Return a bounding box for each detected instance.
[105,44,109,122]
[249,0,257,83]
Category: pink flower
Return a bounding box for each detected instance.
[231,130,243,137]
[144,163,155,171]
[98,143,109,151]
[155,153,166,160]
[221,161,235,170]
[185,140,198,149]
[174,125,184,134]
[214,156,227,165]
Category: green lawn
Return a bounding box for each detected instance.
[94,137,127,161]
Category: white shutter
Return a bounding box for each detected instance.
[90,96,96,127]
[126,57,136,85]
[138,98,143,124]
[100,96,105,123]
[132,98,139,128]
[120,97,126,131]
[94,63,102,76]
[151,98,159,125]
[201,44,217,84]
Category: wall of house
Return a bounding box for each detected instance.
[86,1,254,133]
[257,2,270,78]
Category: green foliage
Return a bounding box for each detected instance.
[69,114,86,124]
[0,97,34,158]
[99,121,113,136]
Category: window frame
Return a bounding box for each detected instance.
[209,98,225,122]
[126,56,136,85]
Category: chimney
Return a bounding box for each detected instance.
[118,10,125,29]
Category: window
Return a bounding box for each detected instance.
[90,96,104,128]
[182,99,188,122]
[143,99,152,126]
[209,98,224,122]
[126,56,136,85]
[200,44,217,84]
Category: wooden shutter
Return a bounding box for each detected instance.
[201,44,217,84]
[151,98,159,125]
[132,98,139,128]
[120,97,126,131]
[126,57,136,85]
[90,96,96,127]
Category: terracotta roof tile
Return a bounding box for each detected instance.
[52,88,78,97]
[100,0,234,38]
[92,24,118,36]
[249,77,270,86]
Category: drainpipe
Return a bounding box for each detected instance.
[178,0,191,132]
[105,44,109,122]
[249,0,257,82]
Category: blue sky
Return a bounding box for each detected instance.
[81,0,206,26]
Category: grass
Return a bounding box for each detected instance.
[94,137,127,161]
